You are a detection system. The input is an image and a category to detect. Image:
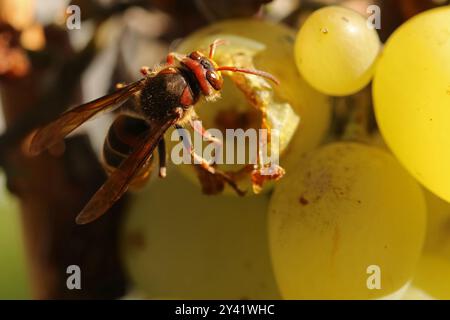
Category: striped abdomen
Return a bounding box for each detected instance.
[102,115,153,188]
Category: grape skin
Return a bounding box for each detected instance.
[373,6,450,202]
[268,143,426,299]
[411,189,450,300]
[295,6,381,96]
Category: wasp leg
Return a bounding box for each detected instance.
[140,66,151,76]
[175,124,245,196]
[167,53,176,65]
[115,82,127,89]
[175,124,214,173]
[189,115,222,145]
[208,39,228,59]
[157,137,167,178]
[250,130,285,194]
[166,52,185,65]
[251,165,285,193]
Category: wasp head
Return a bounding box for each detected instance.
[182,50,224,98]
[181,40,279,99]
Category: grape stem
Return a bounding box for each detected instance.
[340,87,373,143]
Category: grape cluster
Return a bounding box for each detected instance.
[123,5,450,300]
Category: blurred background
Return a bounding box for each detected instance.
[0,0,448,300]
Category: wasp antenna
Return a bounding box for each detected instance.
[216,66,280,85]
[209,39,228,59]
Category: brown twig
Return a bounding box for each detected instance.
[0,32,96,165]
[0,3,137,299]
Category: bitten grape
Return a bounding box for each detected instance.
[169,19,331,194]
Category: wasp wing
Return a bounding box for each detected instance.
[29,79,146,156]
[75,117,177,225]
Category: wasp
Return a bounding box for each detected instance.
[27,40,280,225]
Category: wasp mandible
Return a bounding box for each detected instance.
[27,40,280,225]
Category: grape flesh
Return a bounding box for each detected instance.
[295,6,380,96]
[373,7,450,202]
[268,143,426,299]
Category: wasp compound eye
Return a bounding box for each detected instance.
[200,59,213,70]
[206,70,223,90]
[189,51,202,60]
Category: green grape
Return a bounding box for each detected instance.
[121,168,281,299]
[168,19,331,195]
[373,6,450,203]
[295,6,381,96]
[0,171,30,299]
[268,143,426,299]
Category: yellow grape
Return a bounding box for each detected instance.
[369,134,450,254]
[373,6,450,202]
[295,6,380,96]
[369,133,450,253]
[168,19,331,194]
[268,143,426,299]
[121,168,280,299]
